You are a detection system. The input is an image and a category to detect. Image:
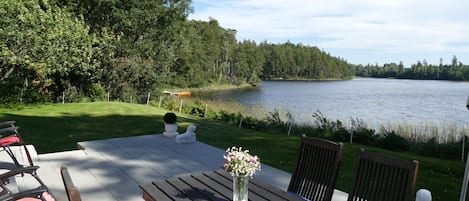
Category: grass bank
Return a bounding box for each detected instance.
[0,102,462,201]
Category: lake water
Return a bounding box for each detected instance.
[209,78,469,130]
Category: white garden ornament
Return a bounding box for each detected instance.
[175,125,196,143]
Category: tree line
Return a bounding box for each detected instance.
[355,56,469,80]
[0,0,354,104]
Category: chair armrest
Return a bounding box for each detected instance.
[0,186,51,201]
[0,127,19,135]
[0,121,15,128]
[0,166,40,181]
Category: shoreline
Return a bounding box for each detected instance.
[164,83,258,94]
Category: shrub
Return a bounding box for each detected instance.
[63,85,82,103]
[378,130,409,151]
[266,109,283,126]
[162,98,179,111]
[0,77,23,103]
[330,126,350,142]
[419,137,462,160]
[352,130,378,146]
[163,112,177,124]
[87,83,105,101]
[312,110,348,140]
[189,101,205,117]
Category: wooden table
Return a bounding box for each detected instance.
[139,169,304,201]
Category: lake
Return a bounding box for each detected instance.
[208,78,469,132]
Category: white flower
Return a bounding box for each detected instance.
[223,146,261,177]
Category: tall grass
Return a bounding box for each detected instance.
[381,121,467,143]
[156,96,469,161]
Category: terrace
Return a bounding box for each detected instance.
[2,133,349,200]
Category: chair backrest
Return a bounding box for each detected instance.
[60,166,82,201]
[287,136,343,201]
[347,150,419,201]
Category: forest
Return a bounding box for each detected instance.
[0,0,353,104]
[355,56,469,80]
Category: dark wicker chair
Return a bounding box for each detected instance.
[347,150,419,201]
[287,135,343,201]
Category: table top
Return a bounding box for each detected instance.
[139,169,303,201]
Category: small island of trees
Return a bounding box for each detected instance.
[355,56,469,80]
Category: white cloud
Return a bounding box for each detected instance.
[190,0,469,65]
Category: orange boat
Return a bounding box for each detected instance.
[176,91,191,97]
[162,91,191,97]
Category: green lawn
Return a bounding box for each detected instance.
[0,102,463,201]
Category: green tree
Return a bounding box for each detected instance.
[0,0,109,102]
[59,0,192,100]
[233,40,264,84]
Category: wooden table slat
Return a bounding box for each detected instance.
[245,180,288,201]
[181,175,228,201]
[207,171,270,201]
[250,178,301,200]
[191,173,232,199]
[203,171,232,187]
[214,170,292,201]
[141,170,304,201]
[139,183,172,201]
[214,169,300,201]
[152,179,193,201]
[166,177,211,201]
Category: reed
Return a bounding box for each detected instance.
[157,96,469,161]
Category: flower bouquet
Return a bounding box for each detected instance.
[223,146,261,201]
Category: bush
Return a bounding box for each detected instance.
[163,112,177,124]
[0,77,23,103]
[87,83,105,101]
[189,101,205,117]
[63,85,82,103]
[312,110,349,140]
[378,130,409,151]
[418,137,462,160]
[330,126,350,142]
[351,128,378,146]
[266,109,283,126]
[162,98,179,111]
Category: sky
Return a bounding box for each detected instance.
[188,0,469,66]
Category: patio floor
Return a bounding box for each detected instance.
[2,134,348,201]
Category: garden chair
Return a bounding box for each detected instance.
[287,135,343,201]
[0,121,35,169]
[0,166,81,201]
[347,149,419,201]
[0,165,55,201]
[0,121,17,135]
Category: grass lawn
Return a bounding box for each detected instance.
[0,102,463,201]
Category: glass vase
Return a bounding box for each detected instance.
[233,175,249,201]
